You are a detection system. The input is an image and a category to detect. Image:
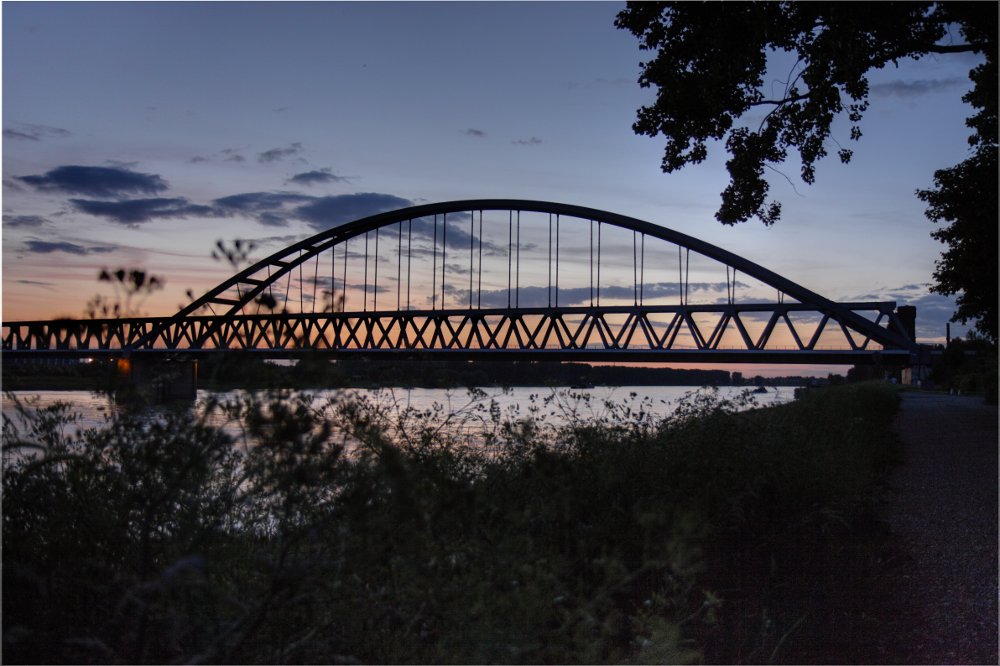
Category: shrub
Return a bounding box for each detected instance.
[2,383,899,663]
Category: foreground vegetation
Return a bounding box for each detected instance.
[2,382,900,663]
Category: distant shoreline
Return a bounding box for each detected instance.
[3,357,823,392]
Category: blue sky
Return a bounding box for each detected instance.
[2,1,984,362]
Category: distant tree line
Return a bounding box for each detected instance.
[3,355,833,391]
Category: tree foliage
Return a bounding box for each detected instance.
[615,1,997,338]
[918,149,998,341]
[917,11,998,341]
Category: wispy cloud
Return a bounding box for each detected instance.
[4,129,41,141]
[287,168,350,186]
[3,123,70,141]
[3,178,26,192]
[294,193,412,230]
[406,216,506,256]
[222,148,246,163]
[70,197,218,225]
[258,142,303,163]
[104,159,139,170]
[871,77,966,98]
[15,279,58,289]
[512,137,543,146]
[457,281,733,308]
[465,128,486,138]
[252,233,305,248]
[18,165,168,198]
[213,191,314,226]
[23,239,117,255]
[3,214,49,228]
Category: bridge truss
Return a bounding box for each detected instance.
[2,200,918,364]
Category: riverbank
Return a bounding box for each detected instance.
[2,357,821,392]
[2,381,904,663]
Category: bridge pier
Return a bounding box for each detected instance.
[893,305,933,387]
[116,356,198,402]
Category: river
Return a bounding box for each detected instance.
[2,385,797,442]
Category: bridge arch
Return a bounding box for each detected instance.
[177,199,832,317]
[3,200,918,361]
[158,199,914,355]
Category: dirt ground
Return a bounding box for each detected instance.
[874,392,998,664]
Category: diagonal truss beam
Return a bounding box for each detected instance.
[3,302,915,364]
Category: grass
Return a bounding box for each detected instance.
[2,381,900,663]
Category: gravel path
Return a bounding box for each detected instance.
[877,392,998,664]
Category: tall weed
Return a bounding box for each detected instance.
[2,382,899,663]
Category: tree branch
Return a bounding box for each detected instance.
[749,92,812,107]
[764,163,805,197]
[925,42,985,54]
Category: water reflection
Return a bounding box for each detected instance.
[3,386,796,448]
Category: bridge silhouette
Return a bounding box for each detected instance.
[3,200,919,365]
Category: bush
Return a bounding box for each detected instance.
[2,383,900,663]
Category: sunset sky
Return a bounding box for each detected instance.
[2,2,985,375]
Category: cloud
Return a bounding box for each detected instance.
[222,148,246,163]
[71,197,218,225]
[846,283,967,342]
[213,191,314,226]
[258,142,303,163]
[407,216,506,256]
[287,168,350,186]
[871,77,967,98]
[3,123,70,141]
[18,165,168,198]
[23,239,117,255]
[189,156,210,164]
[910,300,966,340]
[200,190,414,228]
[4,129,41,141]
[214,191,313,211]
[15,279,57,288]
[465,128,486,138]
[39,180,415,231]
[3,178,26,192]
[252,232,305,248]
[3,214,49,228]
[104,159,139,170]
[512,137,542,146]
[455,281,734,308]
[294,193,412,230]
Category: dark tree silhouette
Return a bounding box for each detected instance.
[918,149,998,341]
[615,1,997,339]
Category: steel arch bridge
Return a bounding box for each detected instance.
[2,199,918,364]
